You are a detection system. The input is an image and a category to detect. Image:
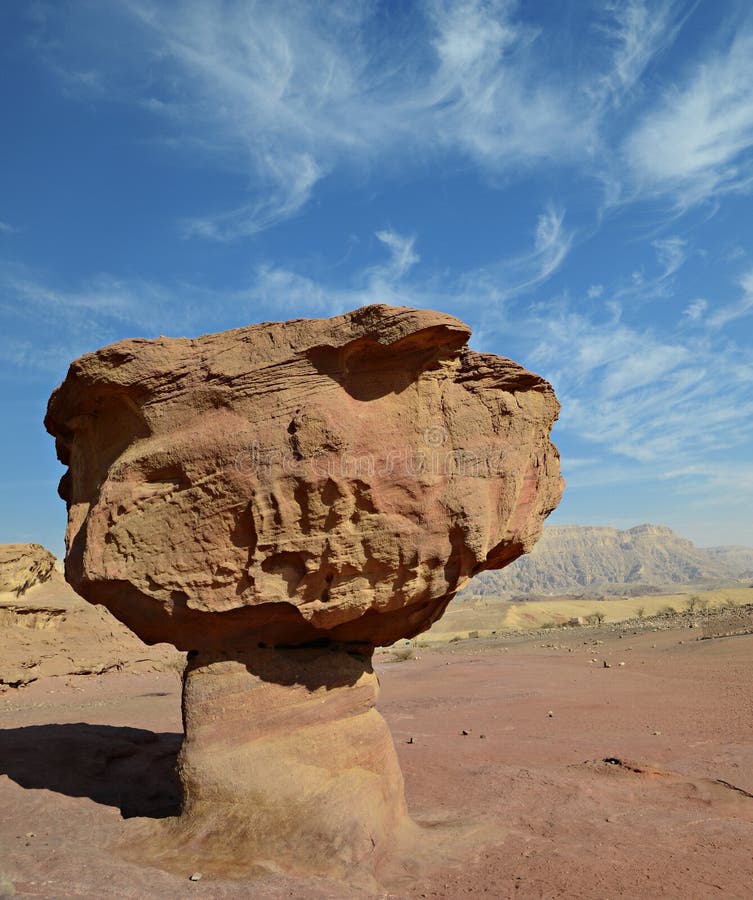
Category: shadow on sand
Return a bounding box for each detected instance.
[0,723,182,818]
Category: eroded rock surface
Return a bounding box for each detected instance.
[46,304,561,650]
[45,303,562,880]
[0,545,182,688]
[0,543,56,596]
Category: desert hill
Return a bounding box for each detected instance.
[0,543,182,688]
[462,524,753,598]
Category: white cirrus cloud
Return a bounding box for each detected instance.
[470,206,573,305]
[683,298,708,320]
[374,230,420,280]
[31,0,594,240]
[707,268,753,329]
[527,298,753,469]
[625,21,753,206]
[594,0,689,105]
[652,236,687,278]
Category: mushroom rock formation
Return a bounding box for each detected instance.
[45,303,563,879]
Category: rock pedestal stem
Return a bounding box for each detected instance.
[176,644,408,877]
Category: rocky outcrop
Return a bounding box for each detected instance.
[464,524,753,597]
[45,303,562,879]
[0,563,181,689]
[0,544,56,596]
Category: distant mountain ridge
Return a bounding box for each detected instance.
[463,524,753,598]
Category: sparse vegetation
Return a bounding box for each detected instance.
[421,586,753,643]
[391,645,414,662]
[584,611,605,626]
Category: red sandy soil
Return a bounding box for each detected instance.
[1,623,752,899]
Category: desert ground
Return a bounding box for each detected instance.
[2,610,753,899]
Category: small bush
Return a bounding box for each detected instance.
[636,606,645,619]
[391,646,414,662]
[686,595,701,613]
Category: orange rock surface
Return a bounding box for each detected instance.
[45,304,561,649]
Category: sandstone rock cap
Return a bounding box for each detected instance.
[45,304,562,650]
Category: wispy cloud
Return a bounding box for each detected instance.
[595,0,689,105]
[374,230,420,280]
[422,0,593,170]
[0,220,16,235]
[30,0,593,240]
[181,153,321,240]
[530,300,753,469]
[652,236,687,278]
[27,0,753,238]
[251,228,428,318]
[0,266,212,372]
[469,206,573,304]
[683,298,707,320]
[625,20,753,206]
[252,203,573,325]
[707,269,753,328]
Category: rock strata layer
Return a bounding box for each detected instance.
[45,304,562,879]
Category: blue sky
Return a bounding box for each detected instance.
[2,0,753,557]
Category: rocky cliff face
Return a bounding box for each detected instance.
[706,545,753,579]
[464,524,753,597]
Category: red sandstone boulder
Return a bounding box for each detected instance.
[45,304,562,651]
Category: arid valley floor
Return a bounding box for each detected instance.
[2,615,752,899]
